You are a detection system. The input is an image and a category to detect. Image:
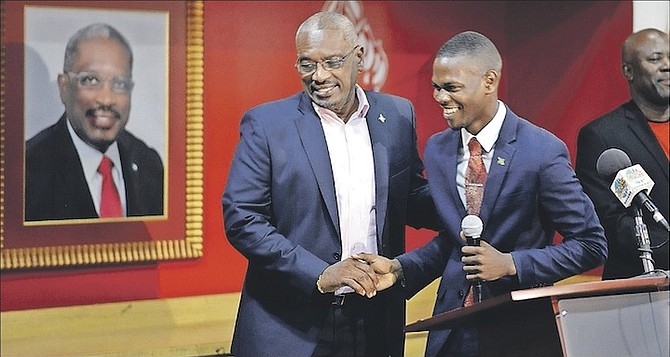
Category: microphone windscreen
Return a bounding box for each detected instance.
[596,148,632,180]
[461,215,483,237]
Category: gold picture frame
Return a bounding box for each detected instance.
[0,1,204,269]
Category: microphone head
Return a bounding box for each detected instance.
[461,215,483,237]
[596,148,632,180]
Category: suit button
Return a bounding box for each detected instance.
[458,290,464,297]
[333,253,341,260]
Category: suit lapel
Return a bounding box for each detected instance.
[295,94,340,237]
[54,116,98,216]
[625,105,670,179]
[366,96,389,246]
[480,110,517,223]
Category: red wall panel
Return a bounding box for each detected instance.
[1,1,632,310]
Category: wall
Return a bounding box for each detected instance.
[1,1,632,311]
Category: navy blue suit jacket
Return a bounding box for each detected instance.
[25,114,164,221]
[397,107,607,357]
[222,91,437,357]
[576,101,669,279]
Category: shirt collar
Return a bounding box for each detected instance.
[312,85,370,124]
[461,100,507,152]
[66,117,122,177]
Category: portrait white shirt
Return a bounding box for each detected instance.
[456,100,506,207]
[314,85,377,295]
[67,118,127,217]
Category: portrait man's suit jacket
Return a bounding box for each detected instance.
[222,91,436,357]
[577,100,669,279]
[25,114,164,221]
[397,107,607,357]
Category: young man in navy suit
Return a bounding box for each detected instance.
[576,28,669,279]
[358,31,607,357]
[222,11,437,357]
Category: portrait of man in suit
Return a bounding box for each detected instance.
[24,22,164,222]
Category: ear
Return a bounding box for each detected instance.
[483,69,499,94]
[622,63,634,81]
[57,73,69,104]
[357,46,365,72]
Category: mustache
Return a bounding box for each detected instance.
[85,105,121,120]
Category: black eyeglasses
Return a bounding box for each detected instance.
[65,71,134,94]
[295,46,359,75]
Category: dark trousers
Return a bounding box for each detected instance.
[311,294,389,357]
[438,327,479,357]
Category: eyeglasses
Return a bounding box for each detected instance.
[65,71,134,94]
[295,46,359,75]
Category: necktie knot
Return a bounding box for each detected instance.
[98,156,113,175]
[468,137,483,157]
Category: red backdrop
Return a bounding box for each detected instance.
[1,1,631,311]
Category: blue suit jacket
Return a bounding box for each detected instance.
[222,91,437,357]
[397,107,607,357]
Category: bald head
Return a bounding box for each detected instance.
[295,12,358,48]
[436,31,502,74]
[622,28,667,64]
[620,28,669,115]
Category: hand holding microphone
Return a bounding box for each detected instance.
[462,215,483,303]
[461,215,518,298]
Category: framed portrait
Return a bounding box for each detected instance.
[0,1,204,269]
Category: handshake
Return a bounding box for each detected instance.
[317,236,517,298]
[316,253,401,298]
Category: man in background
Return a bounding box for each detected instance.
[358,31,607,357]
[222,11,437,357]
[25,23,164,221]
[576,28,669,279]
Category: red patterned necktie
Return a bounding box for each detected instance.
[464,137,486,306]
[465,137,487,216]
[98,156,122,218]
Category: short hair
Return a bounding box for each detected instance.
[295,12,359,47]
[436,31,502,73]
[63,23,133,73]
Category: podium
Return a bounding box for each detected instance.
[406,274,669,357]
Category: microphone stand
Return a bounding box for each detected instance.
[634,208,655,274]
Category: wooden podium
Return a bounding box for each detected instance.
[406,274,669,357]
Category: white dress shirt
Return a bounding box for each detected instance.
[313,85,377,294]
[456,101,507,207]
[67,118,127,217]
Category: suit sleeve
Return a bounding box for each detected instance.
[511,137,608,287]
[222,113,328,296]
[404,101,440,231]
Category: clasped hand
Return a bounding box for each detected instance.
[319,254,399,298]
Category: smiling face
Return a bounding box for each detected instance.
[296,28,362,121]
[624,30,670,108]
[58,37,132,152]
[431,55,499,134]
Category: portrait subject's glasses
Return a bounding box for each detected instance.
[295,46,359,75]
[65,71,135,94]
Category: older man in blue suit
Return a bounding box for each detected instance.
[358,31,607,357]
[222,12,437,357]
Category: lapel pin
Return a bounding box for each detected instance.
[496,157,505,166]
[378,113,386,123]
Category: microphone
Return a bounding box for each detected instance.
[596,148,670,232]
[461,215,483,303]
